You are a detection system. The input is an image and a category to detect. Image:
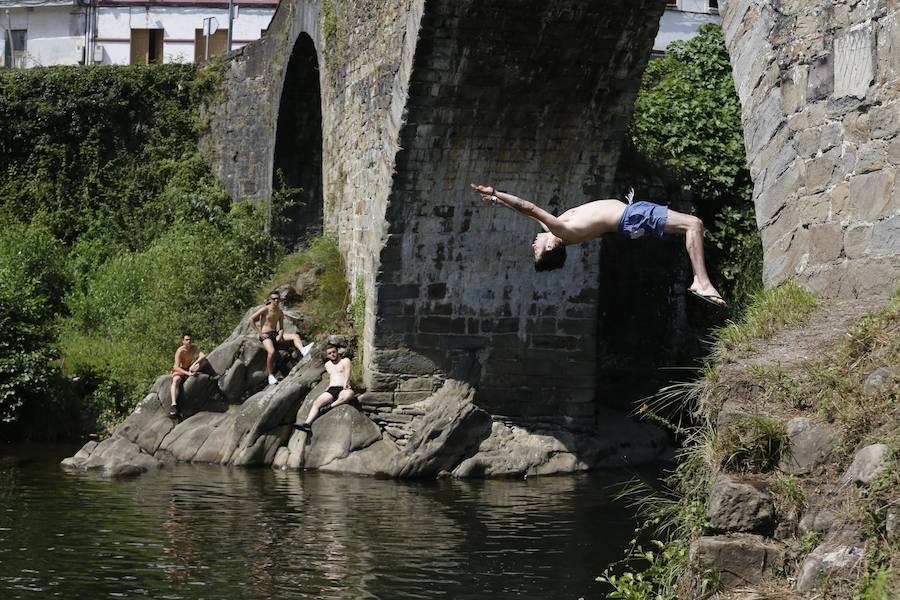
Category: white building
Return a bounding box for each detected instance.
[1,1,84,67]
[0,0,277,68]
[653,0,721,54]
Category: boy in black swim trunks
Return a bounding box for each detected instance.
[469,183,726,306]
[249,290,314,386]
[293,344,354,433]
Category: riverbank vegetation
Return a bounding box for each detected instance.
[601,283,899,598]
[0,65,281,438]
[630,24,762,311]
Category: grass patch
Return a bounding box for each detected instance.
[717,415,786,473]
[349,276,366,384]
[771,473,806,522]
[713,280,817,360]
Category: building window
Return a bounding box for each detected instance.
[194,28,228,63]
[709,0,719,13]
[3,30,27,68]
[666,0,678,7]
[131,29,164,64]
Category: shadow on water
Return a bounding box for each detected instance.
[0,444,658,599]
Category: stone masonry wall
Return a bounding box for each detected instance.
[722,0,900,298]
[200,0,423,326]
[367,0,666,423]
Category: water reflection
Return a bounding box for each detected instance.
[0,445,652,599]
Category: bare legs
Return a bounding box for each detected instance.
[308,389,354,425]
[279,332,311,356]
[170,374,184,408]
[261,337,277,381]
[663,210,726,306]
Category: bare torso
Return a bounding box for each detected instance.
[174,345,198,370]
[325,358,351,387]
[259,306,282,333]
[556,199,627,243]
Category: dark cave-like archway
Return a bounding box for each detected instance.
[272,32,323,247]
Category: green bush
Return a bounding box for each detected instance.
[60,201,271,431]
[631,24,762,309]
[0,65,220,255]
[258,236,350,336]
[0,218,71,426]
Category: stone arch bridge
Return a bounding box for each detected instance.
[201,0,900,425]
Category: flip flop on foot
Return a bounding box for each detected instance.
[688,288,726,308]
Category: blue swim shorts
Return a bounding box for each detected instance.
[618,201,668,239]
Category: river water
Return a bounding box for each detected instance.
[0,444,652,599]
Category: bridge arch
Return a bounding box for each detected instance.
[202,0,900,430]
[272,32,324,246]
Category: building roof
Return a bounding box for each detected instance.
[95,1,278,6]
[0,1,78,8]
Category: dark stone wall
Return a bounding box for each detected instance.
[201,0,700,426]
[370,0,667,423]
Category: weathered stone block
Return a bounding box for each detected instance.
[844,223,873,258]
[793,126,821,158]
[871,215,900,255]
[870,101,900,138]
[855,139,888,173]
[707,475,775,533]
[803,146,840,193]
[691,535,785,589]
[808,54,834,102]
[848,168,895,220]
[834,25,874,99]
[842,110,871,143]
[780,64,808,114]
[808,223,844,262]
[779,417,841,475]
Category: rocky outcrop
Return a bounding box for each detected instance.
[63,313,668,479]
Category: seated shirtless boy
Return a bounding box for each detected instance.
[293,344,354,434]
[170,332,206,418]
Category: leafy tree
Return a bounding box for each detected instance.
[630,24,762,307]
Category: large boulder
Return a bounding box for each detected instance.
[391,378,493,478]
[274,380,398,475]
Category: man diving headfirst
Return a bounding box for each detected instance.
[469,184,725,307]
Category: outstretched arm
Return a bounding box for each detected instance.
[470,184,574,240]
